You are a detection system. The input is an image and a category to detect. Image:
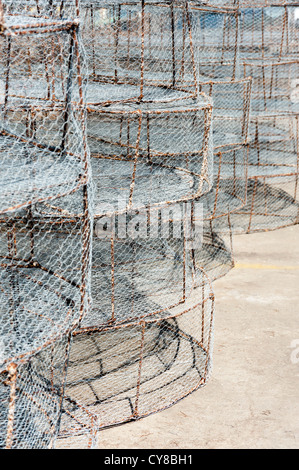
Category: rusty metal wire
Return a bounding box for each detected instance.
[62,268,214,430]
[215,114,299,233]
[0,1,93,448]
[56,400,98,448]
[0,333,71,449]
[2,0,299,449]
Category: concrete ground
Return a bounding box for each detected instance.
[96,224,299,449]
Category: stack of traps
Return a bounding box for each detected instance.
[0,2,93,448]
[216,2,299,232]
[59,0,248,435]
[0,0,298,448]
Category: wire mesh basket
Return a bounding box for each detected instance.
[88,95,213,216]
[190,3,240,80]
[0,2,89,215]
[63,266,214,430]
[0,333,71,449]
[214,113,299,233]
[56,400,98,448]
[80,0,201,101]
[239,5,299,60]
[0,0,93,374]
[0,186,93,373]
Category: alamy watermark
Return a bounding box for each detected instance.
[94,197,204,250]
[290,339,299,366]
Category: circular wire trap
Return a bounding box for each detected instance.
[80,0,200,102]
[89,208,202,327]
[0,8,88,214]
[194,222,234,282]
[88,94,213,216]
[0,333,71,449]
[190,4,240,80]
[0,186,92,372]
[214,114,299,233]
[238,5,299,61]
[242,59,299,115]
[195,144,248,221]
[63,266,214,430]
[56,400,98,449]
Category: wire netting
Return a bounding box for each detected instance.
[0,3,89,214]
[0,333,71,449]
[0,0,94,448]
[0,1,93,372]
[56,400,98,448]
[2,0,299,448]
[63,268,214,430]
[216,113,299,233]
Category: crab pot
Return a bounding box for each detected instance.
[0,334,71,449]
[0,9,88,214]
[243,59,299,115]
[215,114,299,233]
[196,145,248,221]
[239,5,299,60]
[62,266,214,430]
[0,185,93,372]
[190,3,241,80]
[80,0,200,101]
[194,224,234,282]
[199,78,252,148]
[55,400,98,449]
[88,94,213,216]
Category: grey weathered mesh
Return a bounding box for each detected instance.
[226,4,299,233]
[0,334,71,449]
[56,399,99,448]
[63,271,214,429]
[79,0,214,215]
[1,0,298,449]
[191,2,299,234]
[0,0,93,448]
[0,0,92,365]
[218,113,299,233]
[58,0,216,436]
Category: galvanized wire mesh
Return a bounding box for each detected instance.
[0,1,93,372]
[0,333,71,449]
[226,4,299,233]
[79,1,215,215]
[0,1,93,448]
[197,2,299,234]
[63,268,214,430]
[1,0,298,448]
[216,113,299,233]
[56,400,98,448]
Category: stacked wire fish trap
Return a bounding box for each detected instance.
[213,0,299,233]
[186,2,251,277]
[0,0,94,448]
[1,0,298,449]
[59,0,217,432]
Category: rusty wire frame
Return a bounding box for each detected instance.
[2,0,299,448]
[56,399,99,448]
[217,113,299,233]
[0,333,72,449]
[238,4,299,60]
[80,0,200,101]
[61,267,214,431]
[0,9,90,214]
[87,98,213,217]
[0,2,94,449]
